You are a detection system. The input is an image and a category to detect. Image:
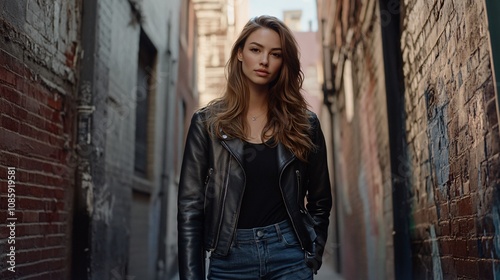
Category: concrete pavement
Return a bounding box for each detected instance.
[170,258,344,280]
[314,263,343,280]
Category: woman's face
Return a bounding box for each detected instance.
[237,28,283,89]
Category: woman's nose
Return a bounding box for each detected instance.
[260,54,269,66]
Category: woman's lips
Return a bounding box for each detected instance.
[255,69,269,76]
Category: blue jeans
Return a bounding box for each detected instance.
[208,220,313,280]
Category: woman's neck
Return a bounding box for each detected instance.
[247,92,268,114]
[247,85,269,112]
[245,87,269,142]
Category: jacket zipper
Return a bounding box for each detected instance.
[293,169,314,255]
[211,160,231,250]
[213,141,246,251]
[204,168,214,186]
[278,157,306,251]
[296,170,301,206]
[296,170,309,214]
[203,168,214,211]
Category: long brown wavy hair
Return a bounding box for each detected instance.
[206,15,314,162]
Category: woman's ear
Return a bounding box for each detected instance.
[237,48,243,61]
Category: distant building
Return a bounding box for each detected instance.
[294,31,323,116]
[282,10,324,116]
[194,0,249,108]
[283,10,303,32]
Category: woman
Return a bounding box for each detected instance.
[178,15,332,280]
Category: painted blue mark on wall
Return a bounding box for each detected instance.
[492,192,500,279]
[430,225,443,280]
[357,167,386,280]
[425,86,450,196]
[358,168,376,280]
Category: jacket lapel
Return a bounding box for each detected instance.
[277,142,295,172]
[221,137,245,166]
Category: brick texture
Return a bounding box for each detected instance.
[401,0,500,279]
[0,1,79,279]
[318,0,395,279]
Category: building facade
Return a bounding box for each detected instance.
[317,0,500,279]
[0,0,198,279]
[194,0,248,107]
[73,0,198,279]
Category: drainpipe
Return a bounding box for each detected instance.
[321,18,341,273]
[157,18,176,279]
[72,0,98,279]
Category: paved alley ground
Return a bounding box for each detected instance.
[314,263,343,280]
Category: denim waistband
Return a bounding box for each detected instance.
[235,219,294,241]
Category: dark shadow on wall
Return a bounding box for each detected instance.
[378,0,413,279]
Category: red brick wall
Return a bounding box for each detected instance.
[0,49,76,280]
[319,0,500,279]
[317,0,395,278]
[0,4,78,278]
[401,0,500,278]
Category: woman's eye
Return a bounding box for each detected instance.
[250,48,260,53]
[271,53,282,58]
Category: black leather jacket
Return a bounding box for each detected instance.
[178,108,332,280]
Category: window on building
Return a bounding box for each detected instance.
[134,30,157,177]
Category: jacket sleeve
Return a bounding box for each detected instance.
[306,113,333,270]
[178,111,210,280]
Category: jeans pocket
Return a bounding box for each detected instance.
[281,231,300,247]
[209,251,226,261]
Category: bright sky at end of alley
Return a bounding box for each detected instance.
[248,0,318,31]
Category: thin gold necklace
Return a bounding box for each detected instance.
[250,112,266,121]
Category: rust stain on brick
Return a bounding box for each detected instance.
[65,41,78,68]
[47,93,63,110]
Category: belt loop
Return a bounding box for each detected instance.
[275,222,282,242]
[234,230,238,243]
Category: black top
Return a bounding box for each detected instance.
[237,141,288,229]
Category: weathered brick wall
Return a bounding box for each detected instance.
[74,0,134,277]
[318,0,395,278]
[401,0,500,278]
[74,0,191,279]
[337,11,395,280]
[75,0,187,278]
[0,0,80,279]
[0,0,193,278]
[320,0,500,279]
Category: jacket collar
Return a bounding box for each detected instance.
[221,136,245,166]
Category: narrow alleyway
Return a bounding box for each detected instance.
[2,0,500,279]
